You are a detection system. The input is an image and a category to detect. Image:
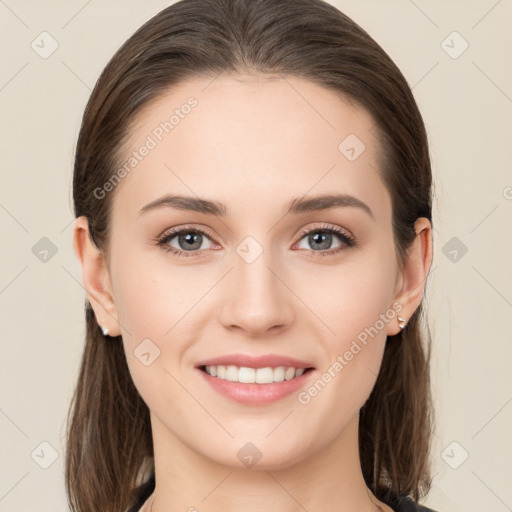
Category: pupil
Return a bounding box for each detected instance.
[181,232,201,250]
[310,231,331,250]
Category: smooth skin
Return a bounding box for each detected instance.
[74,74,432,512]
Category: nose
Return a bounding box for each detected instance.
[219,246,295,337]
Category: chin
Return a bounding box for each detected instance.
[204,440,309,472]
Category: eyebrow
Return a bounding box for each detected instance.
[138,193,374,220]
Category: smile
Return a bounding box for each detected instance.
[201,365,311,384]
[197,365,316,405]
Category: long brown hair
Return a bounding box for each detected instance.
[66,0,435,510]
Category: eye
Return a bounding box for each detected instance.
[155,223,357,259]
[294,223,356,256]
[156,226,217,258]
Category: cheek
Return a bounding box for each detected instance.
[303,242,398,348]
[302,242,397,405]
[111,247,204,338]
[110,249,213,392]
[110,255,199,411]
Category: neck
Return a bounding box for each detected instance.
[145,412,393,512]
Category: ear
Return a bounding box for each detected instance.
[386,217,433,336]
[73,216,121,337]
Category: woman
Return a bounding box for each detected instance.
[67,0,438,511]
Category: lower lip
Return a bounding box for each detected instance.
[197,367,315,405]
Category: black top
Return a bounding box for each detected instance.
[388,494,438,512]
[126,472,439,512]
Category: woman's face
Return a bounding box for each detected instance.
[99,74,414,469]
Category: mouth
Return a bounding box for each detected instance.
[194,355,317,405]
[198,364,315,384]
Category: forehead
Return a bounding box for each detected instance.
[111,74,390,224]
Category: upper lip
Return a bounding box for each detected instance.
[195,354,315,370]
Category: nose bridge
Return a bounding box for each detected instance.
[236,240,278,296]
[219,233,294,335]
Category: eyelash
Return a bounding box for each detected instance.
[155,223,357,259]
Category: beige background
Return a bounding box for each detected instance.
[1,1,511,511]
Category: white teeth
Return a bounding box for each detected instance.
[238,367,256,383]
[204,365,308,383]
[285,367,295,380]
[273,367,285,382]
[255,367,273,383]
[225,365,239,382]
